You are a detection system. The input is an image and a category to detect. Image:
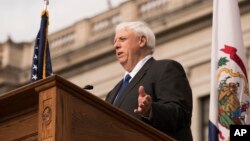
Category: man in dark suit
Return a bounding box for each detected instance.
[105,21,193,141]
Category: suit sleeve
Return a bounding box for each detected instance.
[149,60,192,132]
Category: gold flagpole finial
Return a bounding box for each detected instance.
[44,0,49,10]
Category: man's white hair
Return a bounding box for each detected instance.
[116,21,155,53]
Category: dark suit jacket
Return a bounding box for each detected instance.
[105,58,193,141]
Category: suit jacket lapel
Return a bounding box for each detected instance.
[114,58,155,107]
[106,80,123,103]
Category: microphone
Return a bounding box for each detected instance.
[83,85,94,90]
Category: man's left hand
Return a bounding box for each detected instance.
[134,86,152,117]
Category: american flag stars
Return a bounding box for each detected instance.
[33,64,38,71]
[32,75,38,80]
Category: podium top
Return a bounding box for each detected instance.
[0,75,174,141]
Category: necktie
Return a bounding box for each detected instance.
[113,74,131,105]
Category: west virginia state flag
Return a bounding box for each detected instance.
[31,10,52,82]
[209,0,250,140]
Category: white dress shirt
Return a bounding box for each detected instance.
[124,55,152,82]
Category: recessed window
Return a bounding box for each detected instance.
[200,95,209,141]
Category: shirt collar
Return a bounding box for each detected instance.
[124,55,152,81]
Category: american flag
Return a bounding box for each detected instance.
[31,10,52,82]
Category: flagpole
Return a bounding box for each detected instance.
[44,0,49,10]
[43,0,49,79]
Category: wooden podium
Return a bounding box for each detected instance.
[0,75,174,141]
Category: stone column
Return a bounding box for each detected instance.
[74,19,92,48]
[120,1,139,21]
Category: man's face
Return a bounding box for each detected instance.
[114,29,142,71]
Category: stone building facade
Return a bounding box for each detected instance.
[0,0,249,140]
